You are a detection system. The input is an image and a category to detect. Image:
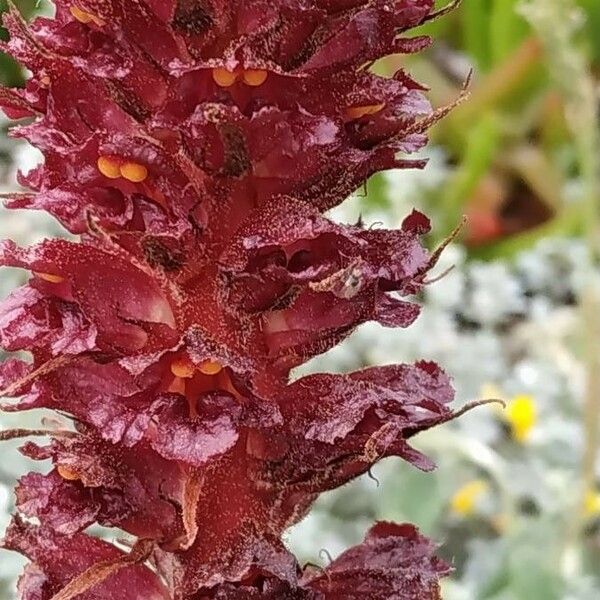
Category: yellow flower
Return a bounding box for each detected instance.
[584,490,600,517]
[450,480,488,517]
[505,394,537,443]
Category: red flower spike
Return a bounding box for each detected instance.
[0,1,461,599]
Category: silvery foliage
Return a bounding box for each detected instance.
[287,157,600,599]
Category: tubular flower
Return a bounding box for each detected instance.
[0,1,460,599]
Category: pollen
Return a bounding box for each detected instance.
[243,69,268,87]
[70,6,104,26]
[171,356,196,379]
[213,68,239,87]
[450,480,488,517]
[97,156,122,179]
[57,466,80,481]
[120,162,149,183]
[505,394,537,443]
[345,103,386,120]
[34,272,65,284]
[198,360,223,376]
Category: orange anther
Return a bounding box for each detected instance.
[243,69,268,87]
[34,272,65,284]
[57,466,80,481]
[345,103,386,120]
[70,6,104,26]
[97,156,122,179]
[212,68,239,87]
[120,162,148,183]
[198,360,223,376]
[171,356,196,379]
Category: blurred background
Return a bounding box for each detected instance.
[1,1,600,599]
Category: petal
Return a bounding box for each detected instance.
[2,518,170,600]
[304,521,450,599]
[150,393,242,466]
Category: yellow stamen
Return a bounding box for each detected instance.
[345,103,386,120]
[243,69,268,87]
[34,272,65,284]
[450,479,488,517]
[40,75,51,87]
[70,6,104,26]
[171,356,196,379]
[198,360,223,376]
[97,156,122,179]
[120,162,149,183]
[505,394,537,443]
[57,466,80,481]
[212,68,239,87]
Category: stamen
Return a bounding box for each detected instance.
[220,371,240,398]
[97,156,121,179]
[70,6,104,26]
[345,103,386,120]
[198,360,223,376]
[187,396,199,419]
[171,356,196,379]
[70,6,93,23]
[120,162,148,183]
[167,376,186,395]
[212,68,238,87]
[243,69,268,87]
[57,466,80,481]
[34,272,65,284]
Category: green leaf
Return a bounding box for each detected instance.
[579,0,600,62]
[439,112,501,236]
[462,0,493,71]
[490,0,531,65]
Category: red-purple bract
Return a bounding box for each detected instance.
[0,1,457,598]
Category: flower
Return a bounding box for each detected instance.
[0,1,460,599]
[505,394,538,443]
[481,384,538,443]
[450,480,489,517]
[584,490,600,517]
